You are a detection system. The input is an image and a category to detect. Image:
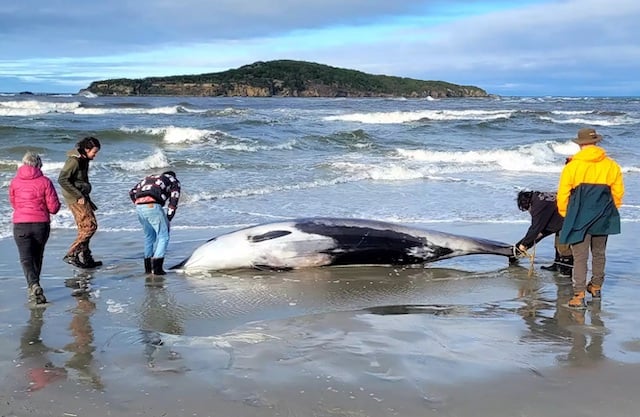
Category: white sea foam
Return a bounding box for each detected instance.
[79,91,98,98]
[550,110,593,115]
[395,141,565,173]
[0,100,82,116]
[324,109,514,124]
[0,158,66,174]
[49,211,77,230]
[111,149,170,171]
[184,159,223,170]
[186,177,350,202]
[0,158,19,169]
[76,106,184,115]
[106,299,128,314]
[539,115,638,126]
[219,140,296,152]
[121,125,297,151]
[41,161,66,173]
[329,161,427,181]
[121,125,222,144]
[324,107,638,126]
[549,141,581,156]
[210,107,249,116]
[0,100,204,116]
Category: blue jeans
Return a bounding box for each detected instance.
[136,204,170,258]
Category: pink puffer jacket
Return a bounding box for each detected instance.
[9,165,61,223]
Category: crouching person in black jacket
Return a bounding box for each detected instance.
[129,171,181,275]
[515,190,573,275]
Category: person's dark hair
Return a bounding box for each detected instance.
[162,171,176,178]
[517,191,533,211]
[76,136,101,154]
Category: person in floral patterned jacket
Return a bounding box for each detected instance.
[129,171,181,275]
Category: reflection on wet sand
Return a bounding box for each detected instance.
[140,276,186,371]
[18,273,105,393]
[64,294,103,390]
[515,271,606,367]
[19,307,67,392]
[562,300,605,366]
[140,276,184,335]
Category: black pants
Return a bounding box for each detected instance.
[13,222,50,288]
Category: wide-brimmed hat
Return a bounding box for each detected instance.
[573,128,602,145]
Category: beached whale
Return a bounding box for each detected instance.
[170,217,516,273]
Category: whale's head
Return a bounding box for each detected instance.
[172,221,335,272]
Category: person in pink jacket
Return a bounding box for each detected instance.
[9,151,61,305]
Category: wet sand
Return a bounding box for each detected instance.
[1,222,639,417]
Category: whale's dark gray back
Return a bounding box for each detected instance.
[295,218,453,265]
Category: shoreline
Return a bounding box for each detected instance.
[1,222,639,416]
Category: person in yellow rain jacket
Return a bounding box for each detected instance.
[557,128,624,308]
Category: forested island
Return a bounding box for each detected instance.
[83,60,489,98]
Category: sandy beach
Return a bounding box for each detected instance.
[1,221,639,417]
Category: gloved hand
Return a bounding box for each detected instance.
[513,244,528,257]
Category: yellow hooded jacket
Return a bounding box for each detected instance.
[557,145,624,217]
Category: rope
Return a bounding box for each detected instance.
[515,243,536,278]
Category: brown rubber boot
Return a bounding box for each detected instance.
[587,282,602,299]
[567,291,586,309]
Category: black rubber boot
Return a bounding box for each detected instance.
[63,253,88,268]
[80,251,103,268]
[540,253,560,271]
[144,258,152,274]
[558,256,573,276]
[151,258,166,275]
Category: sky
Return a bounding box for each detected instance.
[1,0,639,96]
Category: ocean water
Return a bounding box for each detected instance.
[1,94,638,240]
[1,94,639,416]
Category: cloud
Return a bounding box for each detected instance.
[0,0,437,57]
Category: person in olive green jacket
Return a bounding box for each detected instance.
[58,137,102,268]
[557,128,624,308]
